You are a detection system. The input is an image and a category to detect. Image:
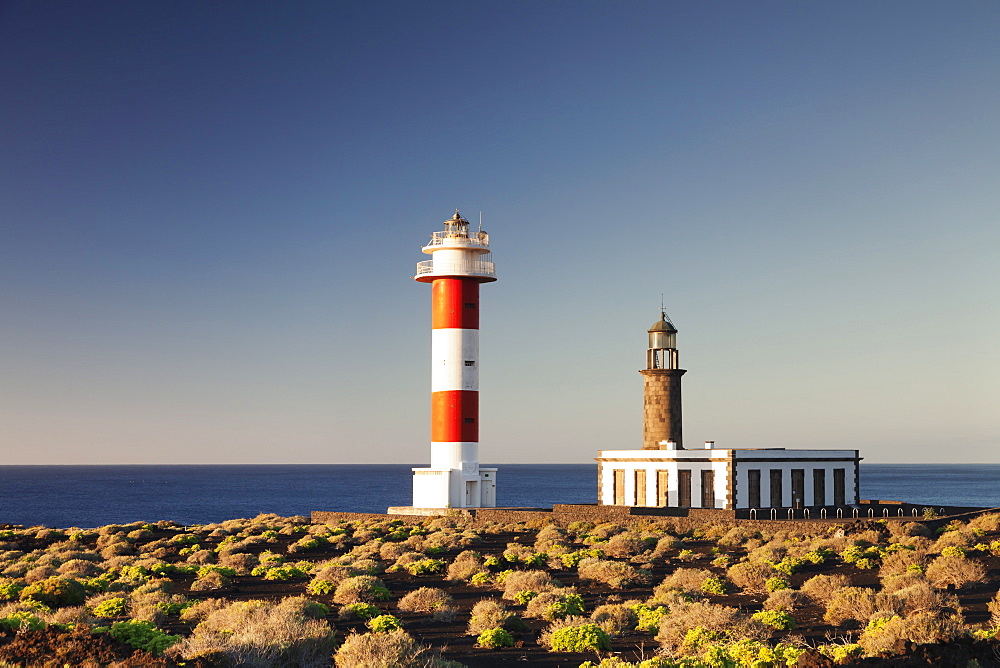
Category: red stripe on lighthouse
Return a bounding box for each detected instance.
[431,390,479,442]
[432,278,479,330]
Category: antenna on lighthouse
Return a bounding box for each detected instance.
[478,211,483,233]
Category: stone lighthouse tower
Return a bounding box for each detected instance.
[640,312,686,449]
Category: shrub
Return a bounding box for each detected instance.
[561,548,605,569]
[500,570,558,600]
[577,559,644,589]
[168,598,335,665]
[306,579,337,595]
[467,599,515,635]
[19,577,86,608]
[334,576,391,604]
[700,576,728,595]
[0,611,45,632]
[262,565,308,581]
[656,602,765,654]
[800,573,851,604]
[397,587,453,614]
[367,614,403,633]
[726,561,777,594]
[548,623,611,652]
[525,590,586,621]
[92,596,129,618]
[190,570,230,592]
[334,630,459,667]
[818,643,864,663]
[858,611,966,655]
[108,619,180,655]
[404,558,446,576]
[751,609,795,630]
[477,627,515,649]
[765,576,789,592]
[824,587,900,625]
[925,555,986,589]
[656,568,713,596]
[513,590,537,605]
[763,589,808,611]
[339,602,379,620]
[632,603,668,632]
[590,603,638,636]
[0,579,24,600]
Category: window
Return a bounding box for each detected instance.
[748,469,761,508]
[464,418,475,423]
[464,302,476,309]
[464,360,475,366]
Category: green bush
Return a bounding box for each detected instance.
[197,565,237,578]
[546,592,585,619]
[941,545,967,558]
[631,603,668,632]
[340,602,379,620]
[700,576,728,595]
[19,577,86,608]
[765,576,790,592]
[477,627,515,649]
[470,571,492,586]
[93,597,129,618]
[0,579,24,600]
[751,609,795,630]
[306,579,337,595]
[107,620,179,655]
[404,558,446,576]
[513,590,538,605]
[549,623,611,652]
[262,565,308,581]
[818,643,864,662]
[0,611,45,632]
[366,614,403,633]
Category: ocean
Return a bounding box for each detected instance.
[0,463,997,529]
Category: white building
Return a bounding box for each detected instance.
[596,314,861,512]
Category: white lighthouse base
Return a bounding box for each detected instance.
[401,466,497,510]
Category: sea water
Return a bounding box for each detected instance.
[0,463,997,528]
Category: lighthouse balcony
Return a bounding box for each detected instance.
[424,230,490,249]
[416,258,496,280]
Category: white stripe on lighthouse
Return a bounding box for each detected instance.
[430,329,479,392]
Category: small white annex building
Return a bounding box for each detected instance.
[596,314,861,512]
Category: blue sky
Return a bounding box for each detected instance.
[1,1,997,464]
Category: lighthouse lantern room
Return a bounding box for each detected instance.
[407,211,497,509]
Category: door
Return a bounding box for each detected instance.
[748,469,761,508]
[833,468,846,506]
[770,469,783,508]
[791,469,805,509]
[613,469,625,505]
[657,470,669,506]
[813,469,826,507]
[635,469,647,507]
[678,469,692,507]
[701,470,715,508]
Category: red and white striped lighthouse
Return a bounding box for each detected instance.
[410,211,498,509]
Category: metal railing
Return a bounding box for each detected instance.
[416,259,496,277]
[425,231,490,248]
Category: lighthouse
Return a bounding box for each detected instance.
[641,312,686,449]
[408,211,498,509]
